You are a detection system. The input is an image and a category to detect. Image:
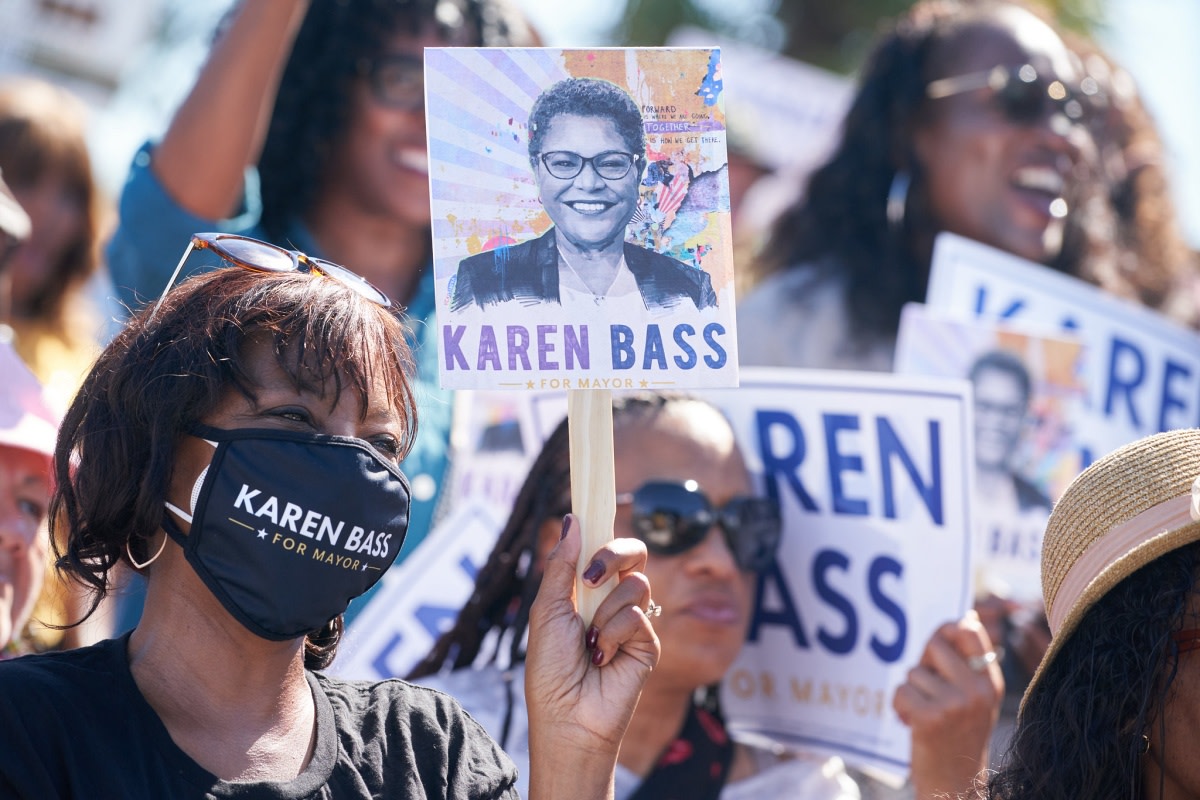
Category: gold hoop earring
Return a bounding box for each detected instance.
[126,534,167,570]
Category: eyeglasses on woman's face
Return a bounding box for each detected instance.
[926,63,1101,127]
[537,150,640,181]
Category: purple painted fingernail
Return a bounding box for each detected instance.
[582,560,605,584]
[591,647,604,666]
[560,515,570,541]
[586,626,599,650]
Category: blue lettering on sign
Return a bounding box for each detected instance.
[369,555,481,679]
[749,562,809,646]
[748,549,908,663]
[643,324,667,370]
[878,417,943,525]
[755,410,942,524]
[813,550,857,654]
[673,324,697,369]
[702,323,727,368]
[824,414,868,516]
[1104,336,1145,429]
[868,556,906,661]
[371,632,404,679]
[1160,359,1191,431]
[611,325,635,370]
[606,324,727,371]
[756,410,819,512]
[973,286,1025,319]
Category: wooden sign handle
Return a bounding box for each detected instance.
[568,388,616,626]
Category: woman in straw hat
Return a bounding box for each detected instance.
[983,427,1200,800]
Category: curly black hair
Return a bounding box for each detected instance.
[983,542,1200,800]
[754,0,1106,344]
[257,0,528,241]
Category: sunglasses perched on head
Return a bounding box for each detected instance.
[617,480,782,573]
[925,64,1097,126]
[154,233,392,316]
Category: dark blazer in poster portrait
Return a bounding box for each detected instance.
[450,228,717,312]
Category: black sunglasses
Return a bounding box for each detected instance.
[925,64,1097,126]
[154,233,392,318]
[617,480,782,573]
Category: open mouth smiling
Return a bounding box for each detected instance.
[565,200,616,214]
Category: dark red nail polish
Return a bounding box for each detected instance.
[591,647,604,666]
[583,560,605,584]
[586,626,599,650]
[560,515,570,541]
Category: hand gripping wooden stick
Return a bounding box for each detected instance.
[568,388,616,626]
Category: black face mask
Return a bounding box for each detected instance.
[162,424,410,641]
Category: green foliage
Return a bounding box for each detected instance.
[609,0,1106,74]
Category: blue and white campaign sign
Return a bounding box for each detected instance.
[330,501,503,681]
[706,368,975,778]
[927,233,1200,465]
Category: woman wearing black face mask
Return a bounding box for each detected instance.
[0,233,660,799]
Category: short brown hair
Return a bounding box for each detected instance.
[51,266,416,666]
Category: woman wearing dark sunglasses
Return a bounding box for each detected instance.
[737,0,1146,373]
[408,393,1001,800]
[0,255,661,798]
[105,0,537,580]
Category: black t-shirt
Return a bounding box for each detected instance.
[0,635,518,799]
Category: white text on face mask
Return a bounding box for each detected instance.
[233,484,392,558]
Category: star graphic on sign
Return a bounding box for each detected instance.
[639,379,649,388]
[526,380,535,389]
[362,564,369,571]
[257,529,269,539]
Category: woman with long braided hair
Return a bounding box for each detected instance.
[411,393,1003,800]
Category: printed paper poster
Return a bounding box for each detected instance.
[425,47,739,390]
[706,368,975,778]
[895,303,1087,602]
[926,233,1200,464]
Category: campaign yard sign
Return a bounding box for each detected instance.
[330,500,504,681]
[706,368,974,777]
[927,233,1200,465]
[425,46,739,391]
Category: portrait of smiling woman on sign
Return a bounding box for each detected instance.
[451,77,717,313]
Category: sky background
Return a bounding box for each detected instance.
[11,0,1195,248]
[509,0,1200,248]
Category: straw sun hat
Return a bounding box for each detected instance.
[1022,427,1200,712]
